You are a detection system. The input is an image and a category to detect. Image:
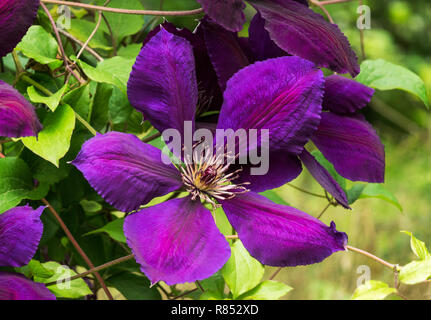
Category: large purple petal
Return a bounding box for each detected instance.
[201,18,250,92]
[312,113,385,183]
[323,75,374,114]
[249,12,286,61]
[299,150,349,208]
[127,28,198,137]
[217,56,324,155]
[196,0,246,32]
[143,21,223,114]
[0,206,45,267]
[124,197,230,285]
[0,272,55,300]
[236,152,302,193]
[72,132,183,213]
[251,0,360,76]
[0,0,40,57]
[222,192,347,266]
[0,80,42,138]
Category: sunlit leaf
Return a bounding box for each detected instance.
[22,104,76,167]
[221,240,264,299]
[356,59,429,108]
[352,280,396,300]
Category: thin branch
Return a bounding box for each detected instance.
[172,288,198,300]
[41,0,204,16]
[76,9,104,60]
[317,202,332,219]
[269,267,282,280]
[40,2,85,85]
[346,245,399,271]
[45,254,134,287]
[309,0,334,23]
[287,183,327,199]
[58,29,104,62]
[41,198,114,300]
[19,75,98,136]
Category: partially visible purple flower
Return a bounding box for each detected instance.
[0,205,45,267]
[197,0,359,76]
[0,272,55,300]
[0,205,54,300]
[73,28,348,285]
[0,80,43,138]
[0,0,40,57]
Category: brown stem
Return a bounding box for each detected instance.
[346,245,398,270]
[45,254,134,287]
[58,29,104,62]
[172,288,198,300]
[142,132,162,143]
[41,198,114,300]
[41,0,204,16]
[40,3,85,85]
[269,267,282,280]
[317,202,332,220]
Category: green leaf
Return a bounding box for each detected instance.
[346,184,366,205]
[199,291,225,300]
[77,56,134,95]
[352,280,397,300]
[80,199,103,214]
[237,280,292,300]
[399,259,431,285]
[200,272,225,298]
[0,157,33,213]
[356,59,429,108]
[16,26,62,69]
[221,240,264,299]
[35,261,92,298]
[22,104,76,167]
[99,0,146,43]
[27,260,55,279]
[311,150,347,192]
[401,231,431,260]
[85,218,126,243]
[27,84,68,112]
[359,184,402,212]
[69,19,112,51]
[106,273,161,300]
[117,43,142,59]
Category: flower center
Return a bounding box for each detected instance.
[179,146,249,208]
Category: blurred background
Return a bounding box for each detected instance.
[149,0,431,300]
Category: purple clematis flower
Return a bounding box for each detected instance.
[72,28,348,285]
[197,0,359,76]
[0,205,55,300]
[0,80,43,138]
[0,0,40,57]
[200,16,385,207]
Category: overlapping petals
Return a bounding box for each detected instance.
[250,0,360,76]
[0,80,42,138]
[0,0,40,57]
[201,18,250,91]
[217,56,324,156]
[0,272,55,300]
[127,28,198,138]
[312,113,385,183]
[124,197,230,285]
[323,75,375,114]
[222,192,348,266]
[196,0,246,32]
[299,150,349,208]
[72,132,183,213]
[0,205,45,267]
[249,12,286,61]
